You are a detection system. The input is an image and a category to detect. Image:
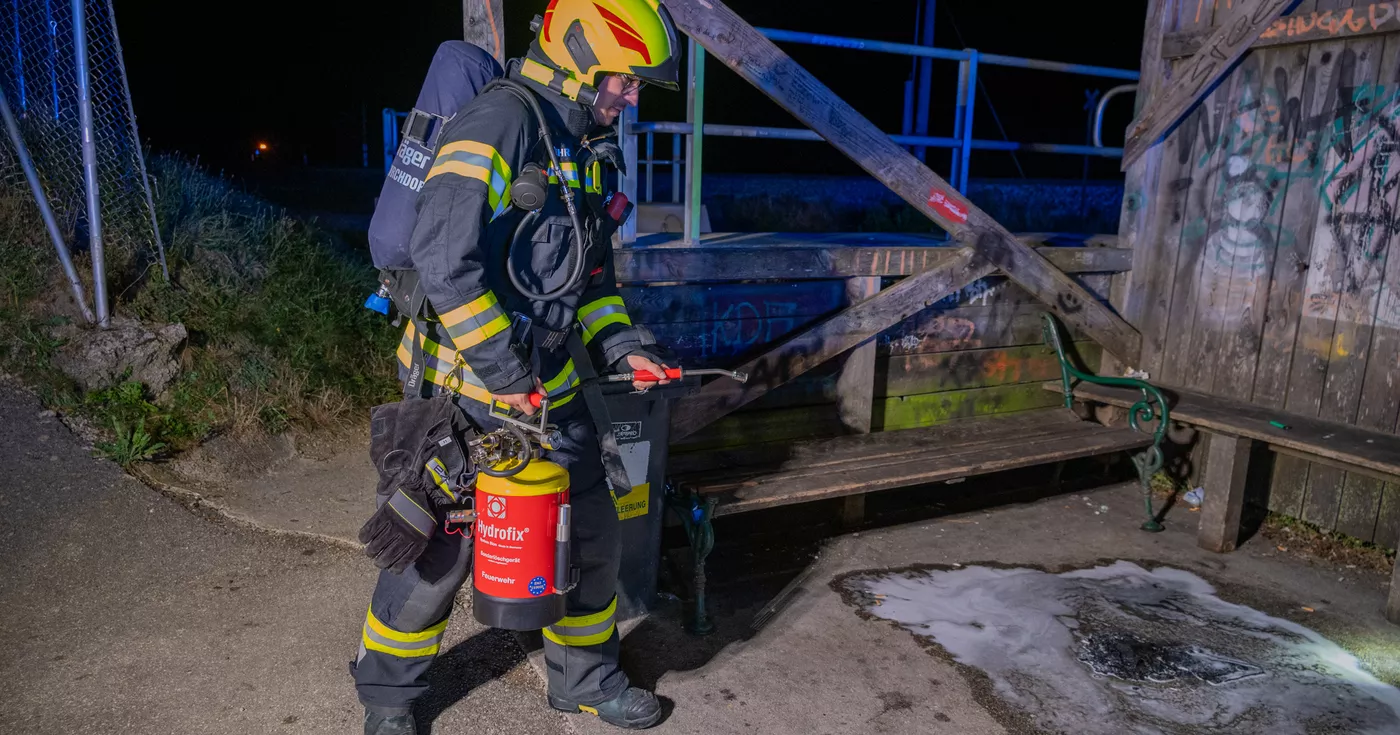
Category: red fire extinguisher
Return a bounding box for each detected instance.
[471,459,576,630]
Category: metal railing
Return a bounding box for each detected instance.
[619,27,1141,244]
[378,27,1142,244]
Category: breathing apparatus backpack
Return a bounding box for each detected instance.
[364,41,612,398]
[367,41,503,272]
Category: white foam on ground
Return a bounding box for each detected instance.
[847,560,1400,734]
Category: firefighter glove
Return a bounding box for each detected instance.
[358,467,438,574]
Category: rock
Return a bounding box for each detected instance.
[49,315,187,395]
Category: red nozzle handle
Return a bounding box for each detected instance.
[632,367,683,382]
[529,392,544,408]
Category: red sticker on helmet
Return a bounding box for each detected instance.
[595,3,652,64]
[927,187,968,224]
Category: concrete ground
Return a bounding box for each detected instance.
[5,377,1399,734]
[0,381,568,735]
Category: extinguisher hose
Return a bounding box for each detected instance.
[496,80,589,303]
[476,423,533,477]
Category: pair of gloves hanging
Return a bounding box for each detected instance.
[357,393,476,574]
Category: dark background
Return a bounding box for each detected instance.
[113,1,1148,183]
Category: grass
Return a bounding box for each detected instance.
[0,155,400,459]
[1260,513,1397,573]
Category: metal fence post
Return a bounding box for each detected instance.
[1,83,94,323]
[72,0,106,327]
[671,133,680,204]
[644,131,654,203]
[957,49,978,194]
[950,57,967,190]
[11,5,25,111]
[382,108,397,174]
[684,38,704,245]
[45,0,57,120]
[107,0,166,280]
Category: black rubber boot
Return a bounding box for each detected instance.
[363,708,417,735]
[549,687,663,729]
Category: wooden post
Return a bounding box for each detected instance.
[841,495,867,528]
[1111,0,1173,378]
[464,0,506,65]
[1388,557,1400,624]
[684,39,705,245]
[1198,433,1255,553]
[660,0,1143,365]
[836,277,881,434]
[1120,0,1300,168]
[620,105,639,245]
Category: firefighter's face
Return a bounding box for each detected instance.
[591,74,641,126]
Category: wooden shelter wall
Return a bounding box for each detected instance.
[1127,0,1400,547]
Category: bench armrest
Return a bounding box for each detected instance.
[1041,312,1169,531]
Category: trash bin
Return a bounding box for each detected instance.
[600,377,697,621]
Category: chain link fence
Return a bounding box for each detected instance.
[0,0,163,322]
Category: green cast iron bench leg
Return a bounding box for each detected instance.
[1042,313,1170,532]
[668,485,718,635]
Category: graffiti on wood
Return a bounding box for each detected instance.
[1260,3,1400,42]
[1166,52,1400,335]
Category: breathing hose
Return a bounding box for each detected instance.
[492,79,590,302]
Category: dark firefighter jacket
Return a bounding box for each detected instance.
[399,58,644,406]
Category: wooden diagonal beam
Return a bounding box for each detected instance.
[464,0,505,65]
[661,0,1142,365]
[1120,0,1301,168]
[670,248,995,442]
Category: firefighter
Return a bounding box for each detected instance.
[351,2,681,733]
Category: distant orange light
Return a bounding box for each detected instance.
[257,143,268,151]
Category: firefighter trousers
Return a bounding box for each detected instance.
[350,395,629,714]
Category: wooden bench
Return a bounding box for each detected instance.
[663,314,1165,634]
[1044,380,1400,625]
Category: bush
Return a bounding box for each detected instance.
[0,155,400,456]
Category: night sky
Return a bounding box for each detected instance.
[113,0,1148,182]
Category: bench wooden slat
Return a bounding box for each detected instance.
[1043,382,1400,478]
[674,408,1150,517]
[669,408,1076,476]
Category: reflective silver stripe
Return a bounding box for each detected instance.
[387,488,434,538]
[548,367,580,396]
[443,301,507,337]
[579,303,627,333]
[548,614,614,641]
[362,623,443,656]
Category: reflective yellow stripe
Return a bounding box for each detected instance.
[450,313,512,349]
[578,296,632,344]
[395,344,495,403]
[578,296,627,321]
[362,636,440,659]
[542,624,616,647]
[366,608,448,643]
[586,160,603,194]
[425,457,456,502]
[402,322,456,362]
[439,291,503,327]
[439,293,511,349]
[435,140,513,182]
[427,141,513,218]
[559,598,617,628]
[539,359,580,409]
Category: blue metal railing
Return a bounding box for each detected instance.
[619,27,1140,243]
[380,27,1141,242]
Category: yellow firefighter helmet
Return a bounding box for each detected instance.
[533,0,680,93]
